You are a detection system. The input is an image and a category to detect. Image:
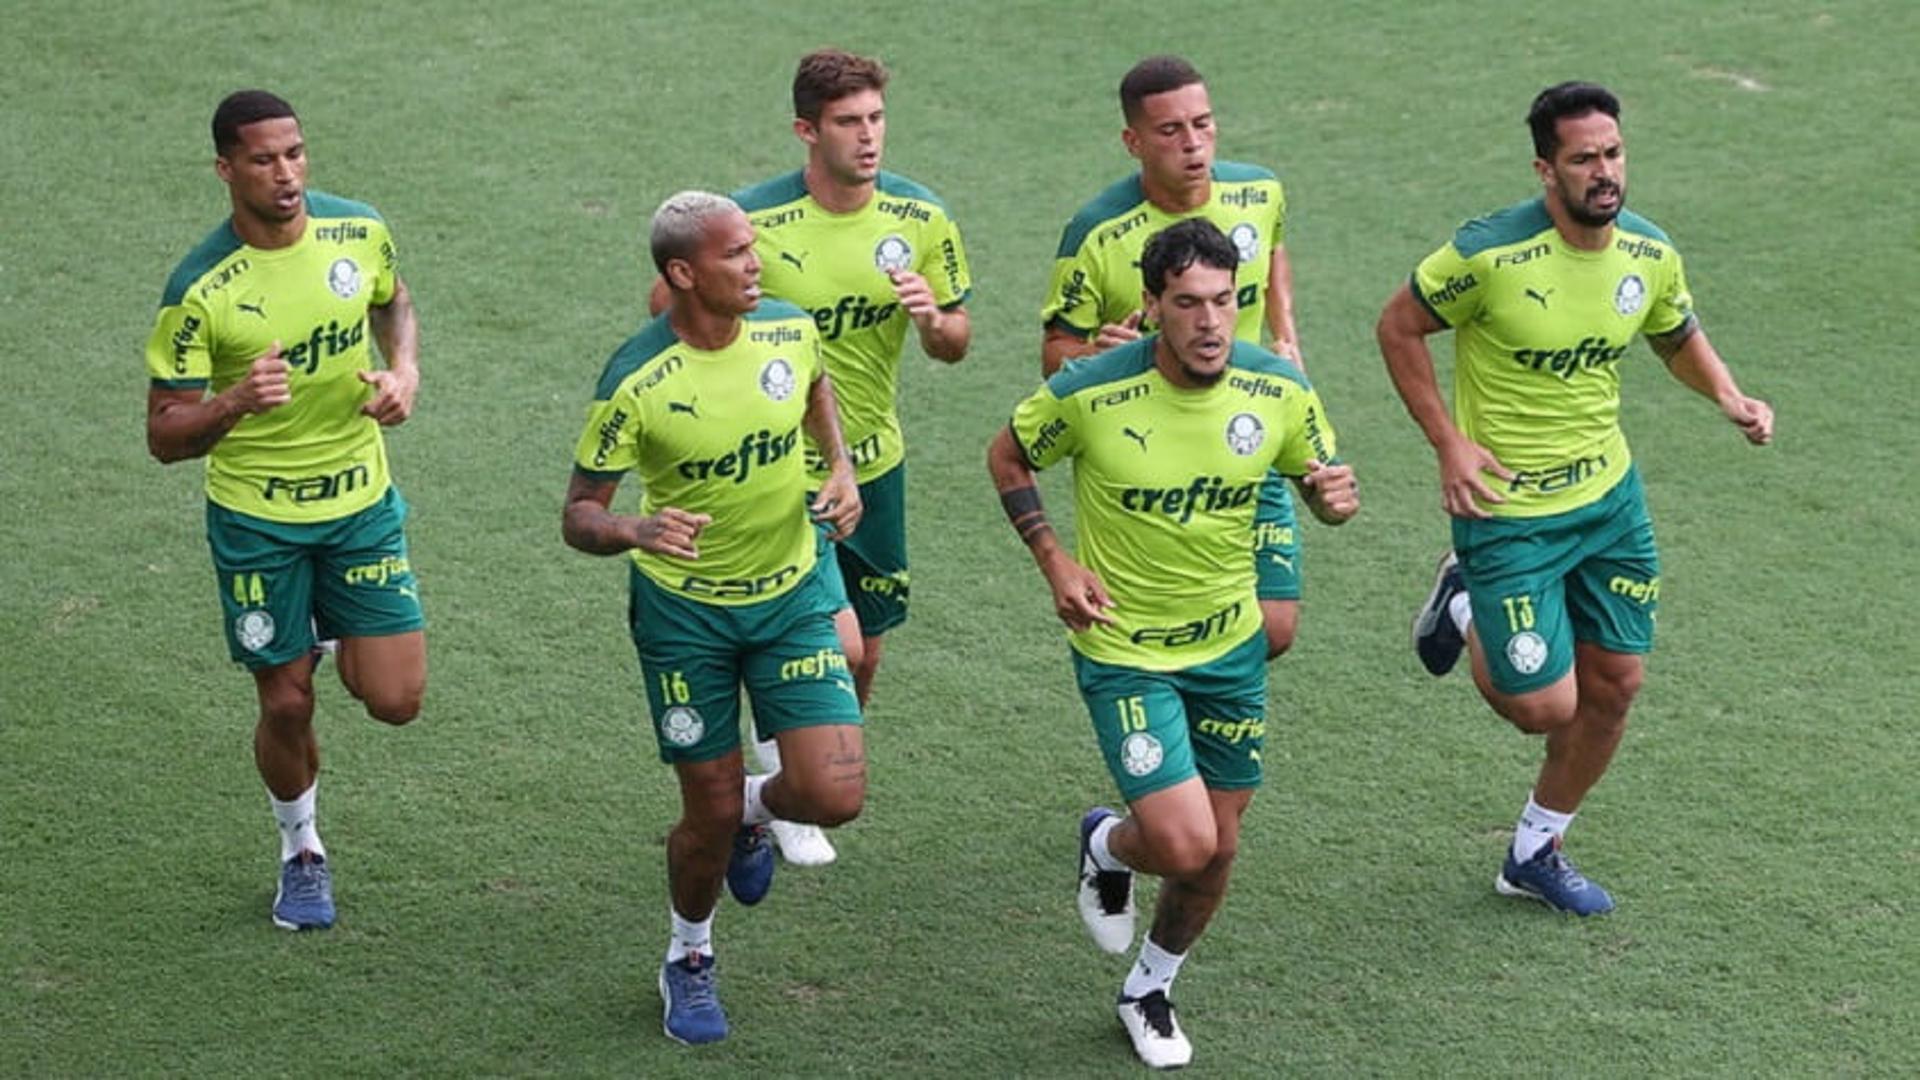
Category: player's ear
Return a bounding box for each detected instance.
[1532,156,1553,188]
[664,258,696,293]
[793,117,817,147]
[1120,124,1142,160]
[214,154,233,184]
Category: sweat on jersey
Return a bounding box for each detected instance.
[1042,162,1285,345]
[1008,338,1335,671]
[573,301,824,605]
[145,192,399,524]
[1410,196,1694,518]
[733,170,972,485]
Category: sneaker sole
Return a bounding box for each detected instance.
[1493,872,1613,916]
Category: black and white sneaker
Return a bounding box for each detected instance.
[1077,807,1134,954]
[1412,551,1467,676]
[1117,990,1193,1069]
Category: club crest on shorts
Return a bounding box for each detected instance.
[660,706,705,748]
[759,358,796,402]
[1506,631,1549,676]
[1225,412,1265,456]
[873,233,913,274]
[234,610,276,653]
[1613,273,1646,316]
[1229,223,1260,264]
[327,258,361,300]
[1120,732,1164,778]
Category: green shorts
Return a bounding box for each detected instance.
[205,486,425,670]
[1252,468,1302,601]
[1071,630,1269,802]
[629,558,862,764]
[1451,465,1659,694]
[817,464,909,637]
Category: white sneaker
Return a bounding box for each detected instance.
[1117,991,1193,1069]
[768,819,836,866]
[1077,808,1135,954]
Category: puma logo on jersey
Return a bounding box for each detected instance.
[1122,426,1151,452]
[238,300,266,318]
[669,399,699,418]
[1525,287,1553,309]
[780,251,807,271]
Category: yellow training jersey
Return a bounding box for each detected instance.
[1042,162,1285,346]
[574,301,824,605]
[732,170,972,484]
[1411,197,1694,517]
[145,191,400,523]
[1009,339,1336,671]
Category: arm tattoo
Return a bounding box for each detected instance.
[1000,485,1053,546]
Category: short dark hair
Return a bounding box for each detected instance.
[1141,219,1238,296]
[793,49,889,124]
[1120,56,1205,125]
[1527,82,1621,158]
[212,90,298,156]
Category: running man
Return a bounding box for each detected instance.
[1379,82,1774,915]
[991,220,1358,1068]
[565,191,866,1044]
[144,89,427,932]
[1041,55,1307,661]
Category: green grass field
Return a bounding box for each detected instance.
[4,1,1916,1074]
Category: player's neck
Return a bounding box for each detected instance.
[667,300,744,352]
[232,205,307,251]
[1141,173,1210,215]
[804,162,875,214]
[1152,338,1214,391]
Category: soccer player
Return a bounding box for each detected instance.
[651,48,972,866]
[1041,55,1306,662]
[564,191,867,1045]
[990,220,1358,1069]
[143,90,427,932]
[1378,83,1774,915]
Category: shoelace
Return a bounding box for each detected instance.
[675,957,719,1011]
[286,860,328,902]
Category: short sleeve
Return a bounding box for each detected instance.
[1409,242,1485,329]
[146,297,212,388]
[1008,385,1078,470]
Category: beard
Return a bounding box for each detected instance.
[1564,180,1624,227]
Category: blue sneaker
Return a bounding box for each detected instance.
[1496,837,1615,915]
[272,852,336,930]
[1077,807,1135,954]
[659,953,728,1045]
[1412,551,1467,676]
[726,824,775,906]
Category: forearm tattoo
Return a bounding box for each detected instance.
[1000,485,1053,546]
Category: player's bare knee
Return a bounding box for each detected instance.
[1496,695,1575,734]
[361,686,422,726]
[782,769,866,827]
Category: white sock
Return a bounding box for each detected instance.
[1512,793,1574,863]
[752,736,782,776]
[1122,937,1188,1001]
[1448,590,1473,634]
[269,781,324,862]
[1088,815,1128,872]
[742,773,774,826]
[666,907,713,964]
